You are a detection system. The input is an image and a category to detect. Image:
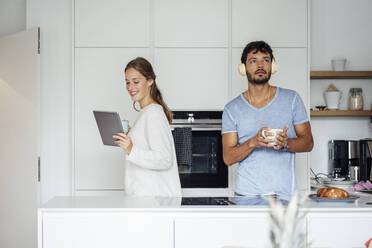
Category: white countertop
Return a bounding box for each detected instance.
[39,192,372,213]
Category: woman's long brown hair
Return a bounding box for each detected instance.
[124,57,173,123]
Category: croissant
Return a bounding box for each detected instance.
[317,187,349,199]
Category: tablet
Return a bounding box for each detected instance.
[93,110,124,146]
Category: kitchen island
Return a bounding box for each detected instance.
[38,193,372,248]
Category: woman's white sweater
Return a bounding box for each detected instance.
[125,104,181,197]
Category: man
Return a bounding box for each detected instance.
[222,41,313,196]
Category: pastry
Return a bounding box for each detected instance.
[351,180,372,191]
[317,187,349,199]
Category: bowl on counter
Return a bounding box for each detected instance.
[310,178,356,193]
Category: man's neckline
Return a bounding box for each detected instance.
[240,87,280,111]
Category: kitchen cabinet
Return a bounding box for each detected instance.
[232,0,307,48]
[74,48,148,190]
[42,213,174,248]
[39,195,372,248]
[231,48,308,104]
[73,0,309,194]
[175,217,270,248]
[154,0,228,47]
[307,213,372,248]
[154,48,229,110]
[74,0,150,47]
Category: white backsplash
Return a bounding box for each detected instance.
[310,80,372,111]
[310,0,372,176]
[310,117,372,175]
[310,80,372,175]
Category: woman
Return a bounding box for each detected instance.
[113,57,181,197]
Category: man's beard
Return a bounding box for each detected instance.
[246,69,271,85]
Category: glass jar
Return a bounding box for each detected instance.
[348,88,363,110]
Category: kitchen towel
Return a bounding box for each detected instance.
[172,127,192,167]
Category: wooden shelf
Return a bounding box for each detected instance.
[311,110,372,116]
[310,71,372,79]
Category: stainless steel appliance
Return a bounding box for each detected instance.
[328,140,360,179]
[360,139,372,181]
[170,111,228,188]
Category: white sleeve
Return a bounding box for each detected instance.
[126,111,173,171]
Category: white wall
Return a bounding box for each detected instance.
[0,0,25,37]
[310,0,372,175]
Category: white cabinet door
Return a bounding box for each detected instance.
[74,48,149,190]
[270,48,309,192]
[72,0,309,193]
[231,49,308,103]
[175,217,270,248]
[75,0,150,47]
[231,48,309,191]
[154,48,228,110]
[0,28,39,248]
[42,213,173,248]
[154,0,228,47]
[307,213,372,248]
[232,0,307,48]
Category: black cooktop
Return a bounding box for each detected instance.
[181,196,289,206]
[181,197,232,205]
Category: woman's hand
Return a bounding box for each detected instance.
[113,133,133,154]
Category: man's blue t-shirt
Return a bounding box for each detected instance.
[222,87,308,196]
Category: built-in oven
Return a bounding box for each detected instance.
[170,111,228,188]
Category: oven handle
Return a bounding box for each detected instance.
[170,125,221,131]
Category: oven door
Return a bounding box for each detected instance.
[172,127,228,188]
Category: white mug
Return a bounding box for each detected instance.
[261,128,283,145]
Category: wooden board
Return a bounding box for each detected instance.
[310,71,372,79]
[311,110,372,116]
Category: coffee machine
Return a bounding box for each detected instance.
[328,140,360,179]
[360,139,372,181]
